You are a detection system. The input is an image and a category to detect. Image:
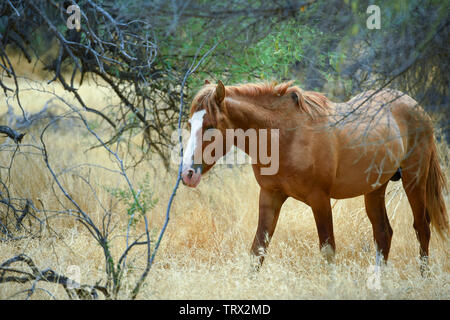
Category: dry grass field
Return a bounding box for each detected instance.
[0,58,448,300]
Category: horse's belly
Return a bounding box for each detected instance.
[331,131,405,198]
[330,172,394,199]
[330,149,405,198]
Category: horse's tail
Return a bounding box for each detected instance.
[426,143,449,241]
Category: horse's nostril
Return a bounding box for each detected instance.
[187,169,194,179]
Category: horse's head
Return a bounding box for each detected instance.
[181,80,230,187]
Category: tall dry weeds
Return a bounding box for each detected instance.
[0,71,448,300]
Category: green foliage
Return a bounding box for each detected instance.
[185,20,338,91]
[105,173,158,225]
[224,22,313,81]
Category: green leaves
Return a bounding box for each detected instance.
[185,19,334,91]
[105,173,158,226]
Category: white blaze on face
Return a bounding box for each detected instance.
[183,110,206,172]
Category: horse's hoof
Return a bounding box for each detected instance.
[320,244,336,264]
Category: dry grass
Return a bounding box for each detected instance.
[0,63,448,300]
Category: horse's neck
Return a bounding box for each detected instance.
[224,95,331,139]
[224,96,273,129]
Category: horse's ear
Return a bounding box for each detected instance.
[290,90,307,112]
[215,80,225,104]
[204,79,211,85]
[290,91,299,105]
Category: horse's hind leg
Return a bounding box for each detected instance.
[401,169,431,274]
[364,182,393,264]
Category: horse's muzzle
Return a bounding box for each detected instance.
[181,167,202,188]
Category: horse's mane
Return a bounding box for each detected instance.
[190,81,330,118]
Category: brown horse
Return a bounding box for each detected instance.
[181,80,448,272]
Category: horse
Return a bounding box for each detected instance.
[181,79,448,272]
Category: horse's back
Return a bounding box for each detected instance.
[333,88,432,148]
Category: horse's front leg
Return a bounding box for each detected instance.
[251,188,287,270]
[307,191,336,263]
